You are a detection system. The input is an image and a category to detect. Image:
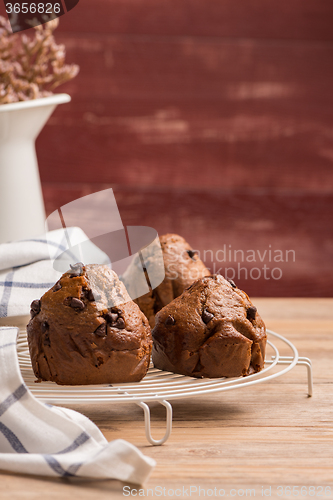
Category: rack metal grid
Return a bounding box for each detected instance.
[17,329,313,445]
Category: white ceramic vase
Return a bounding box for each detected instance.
[0,93,71,244]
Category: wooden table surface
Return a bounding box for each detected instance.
[1,298,332,499]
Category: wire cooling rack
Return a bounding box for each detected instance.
[17,329,313,445]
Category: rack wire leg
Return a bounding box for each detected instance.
[297,358,313,397]
[272,356,313,397]
[137,400,173,446]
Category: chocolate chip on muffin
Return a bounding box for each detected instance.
[70,297,85,310]
[30,299,41,318]
[53,282,62,292]
[247,306,257,321]
[227,279,237,289]
[187,249,198,260]
[202,309,214,324]
[165,315,176,326]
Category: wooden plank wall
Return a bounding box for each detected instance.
[6,1,333,296]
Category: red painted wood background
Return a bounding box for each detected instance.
[6,1,333,296]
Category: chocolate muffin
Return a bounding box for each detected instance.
[27,263,152,385]
[152,274,266,378]
[122,233,210,327]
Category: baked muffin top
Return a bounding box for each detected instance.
[27,263,152,385]
[152,274,266,378]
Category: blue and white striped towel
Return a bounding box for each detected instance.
[0,227,109,318]
[0,327,155,482]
